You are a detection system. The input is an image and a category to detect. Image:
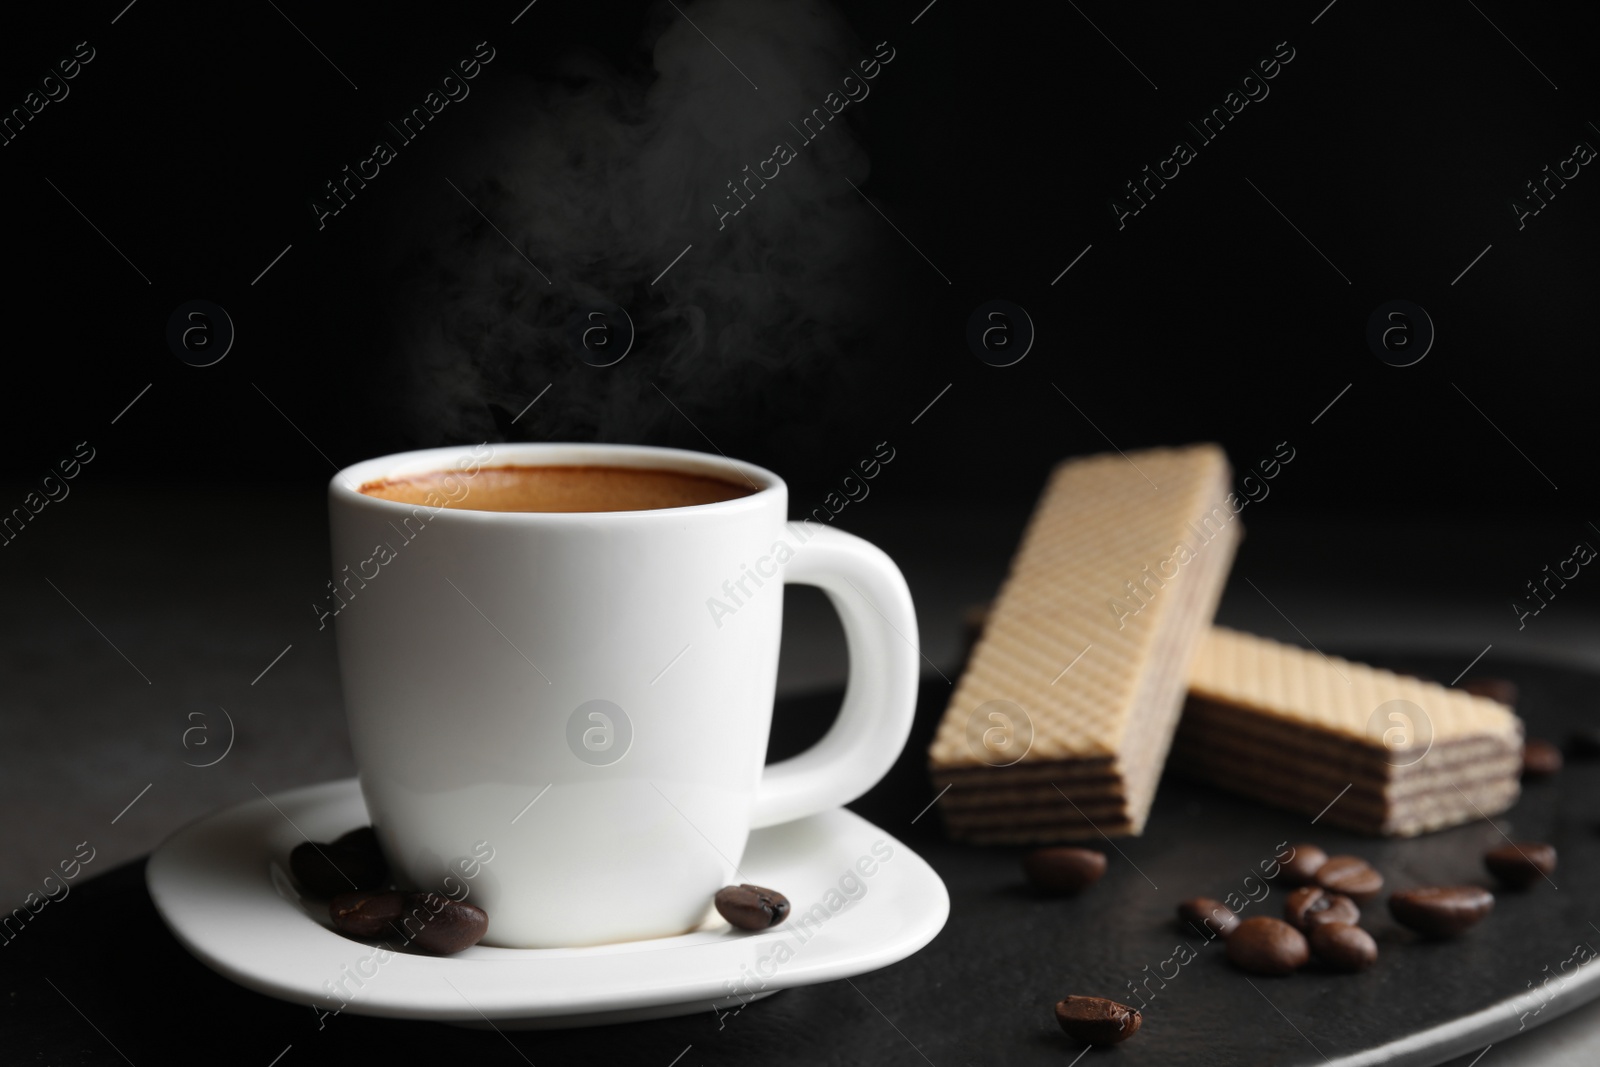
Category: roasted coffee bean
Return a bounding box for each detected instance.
[1279,843,1329,887]
[1484,842,1557,889]
[290,840,389,898]
[1283,886,1360,932]
[1315,855,1384,903]
[1462,677,1518,706]
[329,889,407,939]
[1054,995,1142,1046]
[1389,886,1494,937]
[397,892,489,954]
[1022,847,1107,893]
[333,829,389,884]
[335,826,382,856]
[1177,896,1239,938]
[1226,917,1310,975]
[290,843,347,897]
[714,884,791,930]
[1523,739,1564,778]
[339,843,388,888]
[1309,922,1378,972]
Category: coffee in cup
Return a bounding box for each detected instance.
[359,464,755,513]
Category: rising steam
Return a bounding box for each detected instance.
[387,0,894,452]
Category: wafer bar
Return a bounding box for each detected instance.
[928,444,1240,842]
[1171,627,1523,836]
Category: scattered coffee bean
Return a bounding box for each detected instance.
[335,826,383,855]
[1279,843,1329,887]
[1022,847,1107,894]
[1388,886,1494,937]
[1315,856,1384,904]
[397,892,489,954]
[1462,677,1518,706]
[1484,842,1557,889]
[1177,897,1239,938]
[290,837,390,898]
[328,889,488,953]
[1309,922,1378,972]
[1564,728,1600,760]
[1054,995,1142,1046]
[1226,917,1310,975]
[290,843,347,898]
[1284,886,1361,932]
[329,889,407,939]
[1523,739,1564,778]
[715,884,791,930]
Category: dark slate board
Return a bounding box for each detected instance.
[5,650,1599,1066]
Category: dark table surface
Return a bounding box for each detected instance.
[7,648,1600,1067]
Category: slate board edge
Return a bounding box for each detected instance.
[1327,961,1600,1067]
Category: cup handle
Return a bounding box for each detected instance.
[749,523,921,829]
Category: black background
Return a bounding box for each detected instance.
[2,0,1595,515]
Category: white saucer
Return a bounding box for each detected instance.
[146,778,949,1029]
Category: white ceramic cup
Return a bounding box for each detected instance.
[328,443,919,947]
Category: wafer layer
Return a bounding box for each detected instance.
[928,445,1240,842]
[1171,628,1523,835]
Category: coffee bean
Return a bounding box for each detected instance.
[290,843,346,897]
[397,892,489,954]
[1484,842,1557,889]
[290,840,389,898]
[1388,886,1494,937]
[341,844,388,887]
[332,828,389,885]
[1315,855,1384,903]
[1462,677,1518,706]
[1279,843,1329,887]
[1054,995,1141,1046]
[1523,739,1564,778]
[1022,847,1107,894]
[714,884,791,930]
[1309,922,1378,972]
[329,889,407,939]
[1283,886,1361,932]
[335,826,382,856]
[1226,917,1310,975]
[1177,897,1239,938]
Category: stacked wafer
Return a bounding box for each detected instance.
[928,445,1241,842]
[1171,628,1523,836]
